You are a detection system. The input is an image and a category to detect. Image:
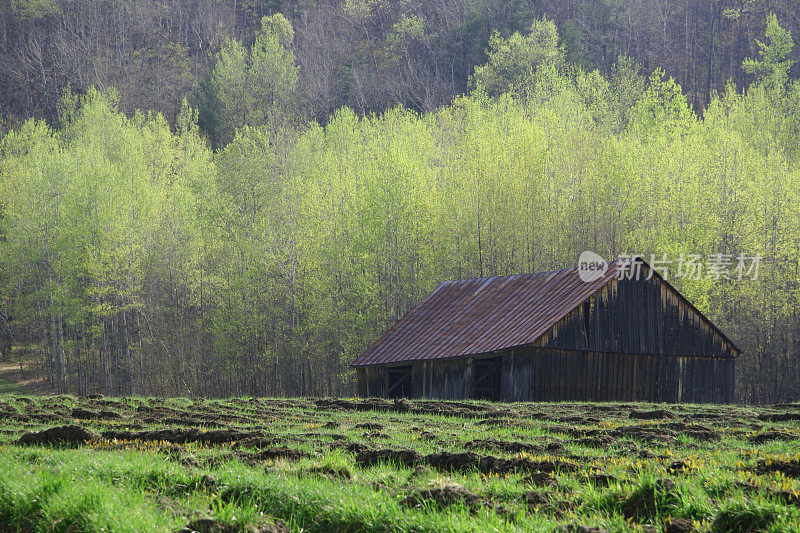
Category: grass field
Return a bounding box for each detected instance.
[1,396,799,532]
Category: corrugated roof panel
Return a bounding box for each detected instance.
[351,261,632,367]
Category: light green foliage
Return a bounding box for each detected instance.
[207,14,299,145]
[743,13,795,92]
[629,68,694,139]
[209,38,256,144]
[575,69,612,127]
[0,88,210,393]
[471,17,564,97]
[608,55,646,130]
[9,0,60,21]
[386,14,426,57]
[250,14,298,118]
[1,17,800,399]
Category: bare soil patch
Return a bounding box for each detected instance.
[754,458,800,478]
[748,431,798,444]
[18,424,98,446]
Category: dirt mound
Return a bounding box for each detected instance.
[413,403,511,419]
[555,525,607,533]
[141,417,223,427]
[237,447,310,463]
[316,397,513,419]
[770,489,800,506]
[611,424,677,443]
[523,490,549,506]
[664,517,695,533]
[748,431,798,444]
[308,465,351,479]
[425,452,485,472]
[519,472,556,487]
[758,412,800,422]
[178,517,288,533]
[356,448,423,467]
[426,451,578,475]
[464,438,541,454]
[629,409,675,420]
[315,398,393,412]
[339,441,371,455]
[586,472,618,486]
[575,435,616,447]
[393,398,412,412]
[418,430,438,440]
[355,447,577,476]
[771,403,800,410]
[621,478,680,522]
[102,428,262,445]
[71,408,120,420]
[18,425,98,446]
[355,422,384,430]
[754,458,800,478]
[401,482,498,513]
[667,460,694,474]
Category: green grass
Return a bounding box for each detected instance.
[1,395,800,532]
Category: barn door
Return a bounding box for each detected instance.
[386,365,413,398]
[472,356,502,401]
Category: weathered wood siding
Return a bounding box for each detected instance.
[501,347,734,403]
[537,275,736,358]
[358,359,472,399]
[357,348,734,403]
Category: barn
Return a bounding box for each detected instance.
[351,258,739,403]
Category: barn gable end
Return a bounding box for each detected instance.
[537,269,738,358]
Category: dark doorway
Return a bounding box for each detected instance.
[472,356,502,400]
[386,365,412,398]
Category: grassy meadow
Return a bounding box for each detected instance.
[0,395,799,532]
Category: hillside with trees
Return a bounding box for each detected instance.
[1,3,800,402]
[3,0,800,128]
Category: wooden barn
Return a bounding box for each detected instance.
[351,259,739,403]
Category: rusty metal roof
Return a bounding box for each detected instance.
[351,261,635,367]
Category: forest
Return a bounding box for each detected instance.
[1,1,800,403]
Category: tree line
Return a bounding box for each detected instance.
[3,0,800,133]
[1,11,800,402]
